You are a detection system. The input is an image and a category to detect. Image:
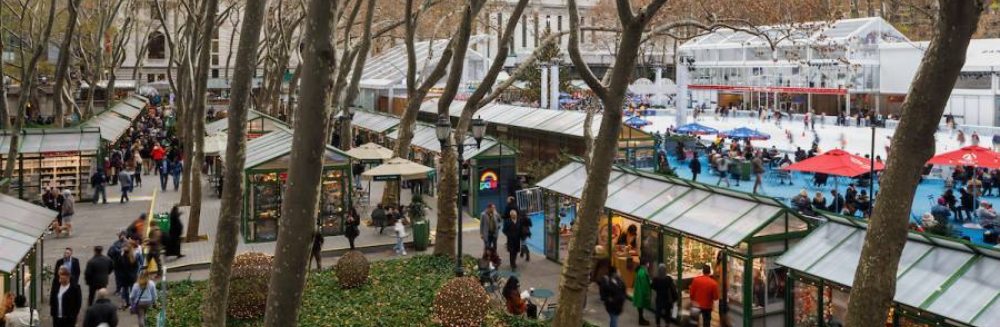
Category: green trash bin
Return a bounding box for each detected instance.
[154,213,170,232]
[412,220,429,251]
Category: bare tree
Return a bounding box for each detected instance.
[200,1,267,326]
[846,0,987,325]
[52,0,82,127]
[336,0,378,150]
[261,0,339,325]
[222,1,244,81]
[77,0,128,118]
[2,0,58,194]
[184,0,220,243]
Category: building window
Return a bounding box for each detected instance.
[157,74,165,81]
[147,32,166,59]
[533,14,539,47]
[147,74,155,83]
[546,15,550,31]
[211,54,219,66]
[521,15,527,48]
[212,69,220,78]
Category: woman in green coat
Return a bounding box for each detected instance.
[633,261,653,326]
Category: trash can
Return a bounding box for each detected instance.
[154,213,170,232]
[412,220,429,251]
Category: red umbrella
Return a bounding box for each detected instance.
[927,145,1000,169]
[783,149,885,177]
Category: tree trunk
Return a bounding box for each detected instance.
[186,0,220,242]
[551,1,666,326]
[851,0,861,18]
[286,62,302,122]
[845,1,985,325]
[2,0,58,193]
[52,0,81,127]
[261,0,338,325]
[0,10,9,131]
[200,1,266,325]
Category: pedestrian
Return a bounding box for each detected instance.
[128,271,157,327]
[752,155,765,194]
[169,159,183,191]
[54,248,81,286]
[118,168,132,203]
[84,246,114,306]
[372,204,386,235]
[157,160,169,191]
[116,243,140,309]
[59,190,76,237]
[151,144,165,176]
[503,211,525,270]
[652,263,679,327]
[393,217,407,256]
[961,187,975,222]
[345,207,360,250]
[2,295,39,327]
[163,205,185,258]
[132,150,142,188]
[108,232,126,295]
[503,196,520,223]
[944,189,960,221]
[633,262,652,326]
[146,229,163,277]
[91,169,107,204]
[688,264,720,327]
[310,231,324,270]
[715,155,730,187]
[50,267,82,327]
[480,203,501,251]
[689,153,701,182]
[82,289,118,327]
[598,267,626,327]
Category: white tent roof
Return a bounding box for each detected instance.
[359,37,488,90]
[680,17,907,50]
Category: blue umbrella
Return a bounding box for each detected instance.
[722,127,770,140]
[624,116,651,127]
[674,123,718,135]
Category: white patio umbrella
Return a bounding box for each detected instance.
[362,157,435,206]
[345,142,394,162]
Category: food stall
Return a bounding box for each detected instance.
[535,160,813,325]
[0,193,57,311]
[778,213,1000,327]
[241,128,352,242]
[385,122,517,216]
[0,128,102,201]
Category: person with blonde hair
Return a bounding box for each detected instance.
[50,266,82,327]
[129,271,157,327]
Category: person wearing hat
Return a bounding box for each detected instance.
[931,197,952,225]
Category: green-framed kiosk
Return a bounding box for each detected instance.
[0,128,102,201]
[0,193,58,313]
[535,159,815,326]
[241,128,352,242]
[778,213,1000,327]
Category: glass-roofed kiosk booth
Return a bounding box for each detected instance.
[205,109,289,140]
[0,193,58,312]
[385,121,517,215]
[337,109,400,146]
[778,213,1000,327]
[0,128,102,201]
[535,159,814,326]
[241,128,352,242]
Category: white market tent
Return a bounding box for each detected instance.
[359,39,488,90]
[777,214,1000,326]
[681,17,906,53]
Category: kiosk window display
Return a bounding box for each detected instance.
[241,129,351,242]
[0,128,102,201]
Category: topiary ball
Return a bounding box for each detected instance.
[433,277,491,327]
[227,252,273,320]
[334,250,370,289]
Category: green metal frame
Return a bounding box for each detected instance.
[241,164,352,243]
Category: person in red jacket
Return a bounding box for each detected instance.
[151,144,165,176]
[688,264,720,327]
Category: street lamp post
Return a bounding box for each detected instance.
[436,114,486,277]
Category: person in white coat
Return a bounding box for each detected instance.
[394,219,407,256]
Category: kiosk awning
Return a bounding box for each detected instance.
[110,100,143,120]
[777,214,1000,326]
[385,122,515,159]
[536,161,805,247]
[0,194,57,273]
[244,128,348,169]
[83,113,131,142]
[339,110,400,134]
[205,110,289,136]
[0,128,101,154]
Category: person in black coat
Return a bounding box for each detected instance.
[651,263,679,326]
[82,289,118,327]
[164,205,185,258]
[54,248,82,286]
[503,196,521,222]
[689,153,702,182]
[599,267,627,327]
[503,212,526,270]
[345,207,361,250]
[960,187,975,222]
[50,267,83,327]
[83,246,115,306]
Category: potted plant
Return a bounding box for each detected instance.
[408,194,431,251]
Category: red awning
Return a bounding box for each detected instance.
[927,146,1000,169]
[783,149,885,177]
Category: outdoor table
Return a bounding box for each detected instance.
[530,288,555,318]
